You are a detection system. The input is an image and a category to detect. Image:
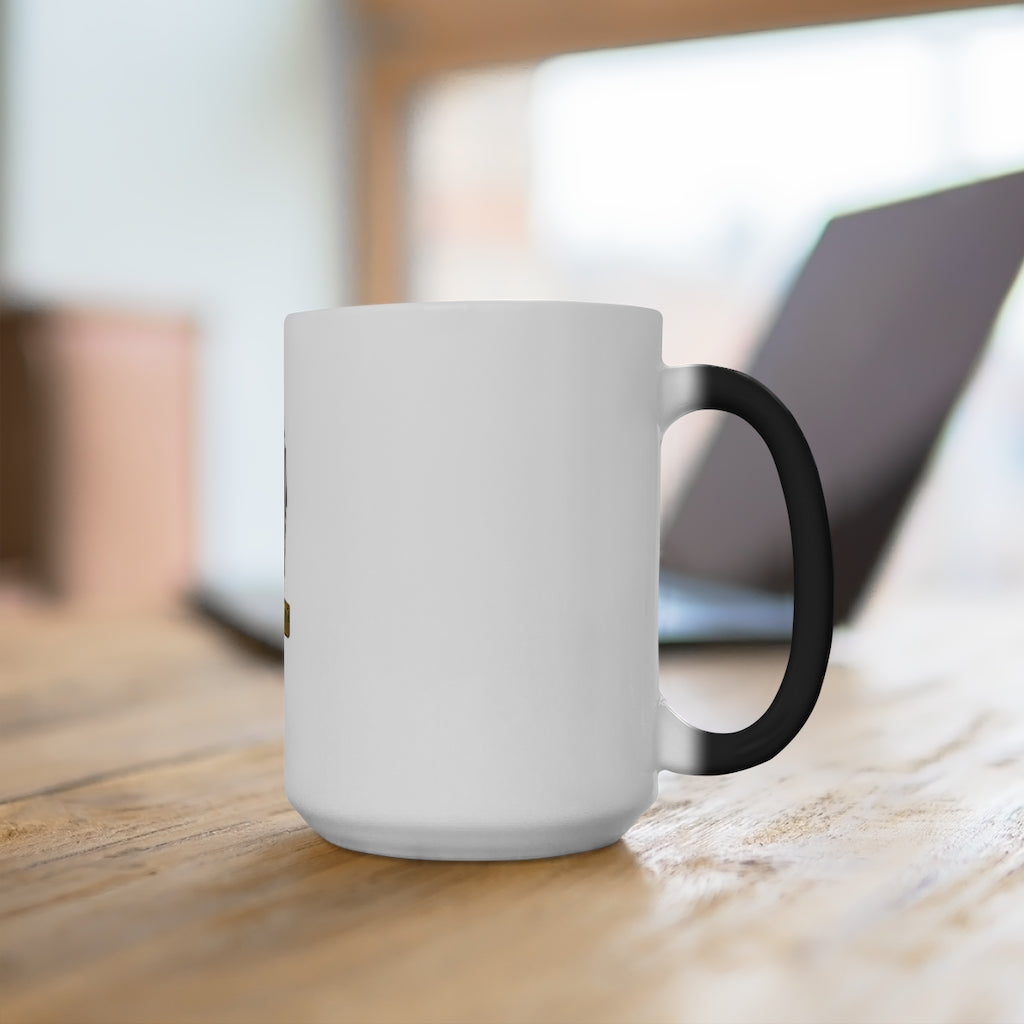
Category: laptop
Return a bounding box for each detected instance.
[659,169,1024,643]
[198,170,1024,652]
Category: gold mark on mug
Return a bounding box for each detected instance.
[284,599,290,638]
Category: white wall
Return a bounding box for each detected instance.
[1,0,355,586]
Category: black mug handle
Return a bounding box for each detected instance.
[657,365,834,774]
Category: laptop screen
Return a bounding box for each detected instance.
[661,170,1024,621]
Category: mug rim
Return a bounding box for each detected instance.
[285,299,661,330]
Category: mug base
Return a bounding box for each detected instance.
[295,806,642,861]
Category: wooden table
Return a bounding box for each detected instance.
[3,592,1024,1023]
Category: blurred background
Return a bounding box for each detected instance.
[1,0,1023,626]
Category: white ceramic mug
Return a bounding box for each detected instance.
[284,301,832,860]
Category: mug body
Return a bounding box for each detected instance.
[284,301,664,859]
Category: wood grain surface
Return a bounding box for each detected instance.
[2,593,1023,1023]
